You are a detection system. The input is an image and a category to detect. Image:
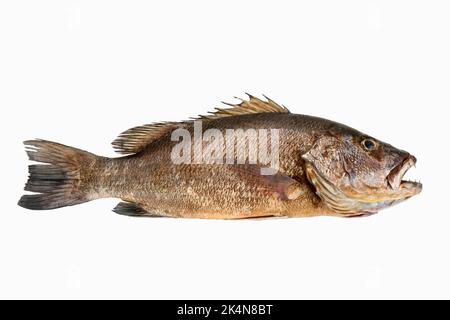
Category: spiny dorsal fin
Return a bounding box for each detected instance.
[195,93,289,121]
[112,94,289,155]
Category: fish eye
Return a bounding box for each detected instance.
[362,139,376,151]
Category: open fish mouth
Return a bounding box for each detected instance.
[387,155,422,191]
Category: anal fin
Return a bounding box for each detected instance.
[112,202,165,217]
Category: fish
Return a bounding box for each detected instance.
[18,94,422,219]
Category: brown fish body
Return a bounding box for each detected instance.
[19,95,422,218]
[88,113,335,218]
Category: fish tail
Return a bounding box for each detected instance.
[18,139,101,210]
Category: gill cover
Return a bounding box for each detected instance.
[301,135,362,214]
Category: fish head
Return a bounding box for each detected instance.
[302,128,422,216]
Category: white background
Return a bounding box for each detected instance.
[0,1,449,299]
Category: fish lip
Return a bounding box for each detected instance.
[387,155,420,190]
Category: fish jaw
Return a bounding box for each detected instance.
[387,155,422,196]
[303,156,422,216]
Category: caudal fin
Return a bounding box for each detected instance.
[18,139,98,210]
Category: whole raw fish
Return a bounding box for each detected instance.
[19,95,421,218]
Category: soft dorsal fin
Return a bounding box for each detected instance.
[112,121,179,155]
[112,94,290,155]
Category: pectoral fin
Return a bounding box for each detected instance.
[228,164,303,201]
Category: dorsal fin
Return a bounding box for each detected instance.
[112,94,290,155]
[112,121,179,155]
[196,93,290,120]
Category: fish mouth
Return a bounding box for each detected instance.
[387,155,422,192]
[304,155,422,216]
